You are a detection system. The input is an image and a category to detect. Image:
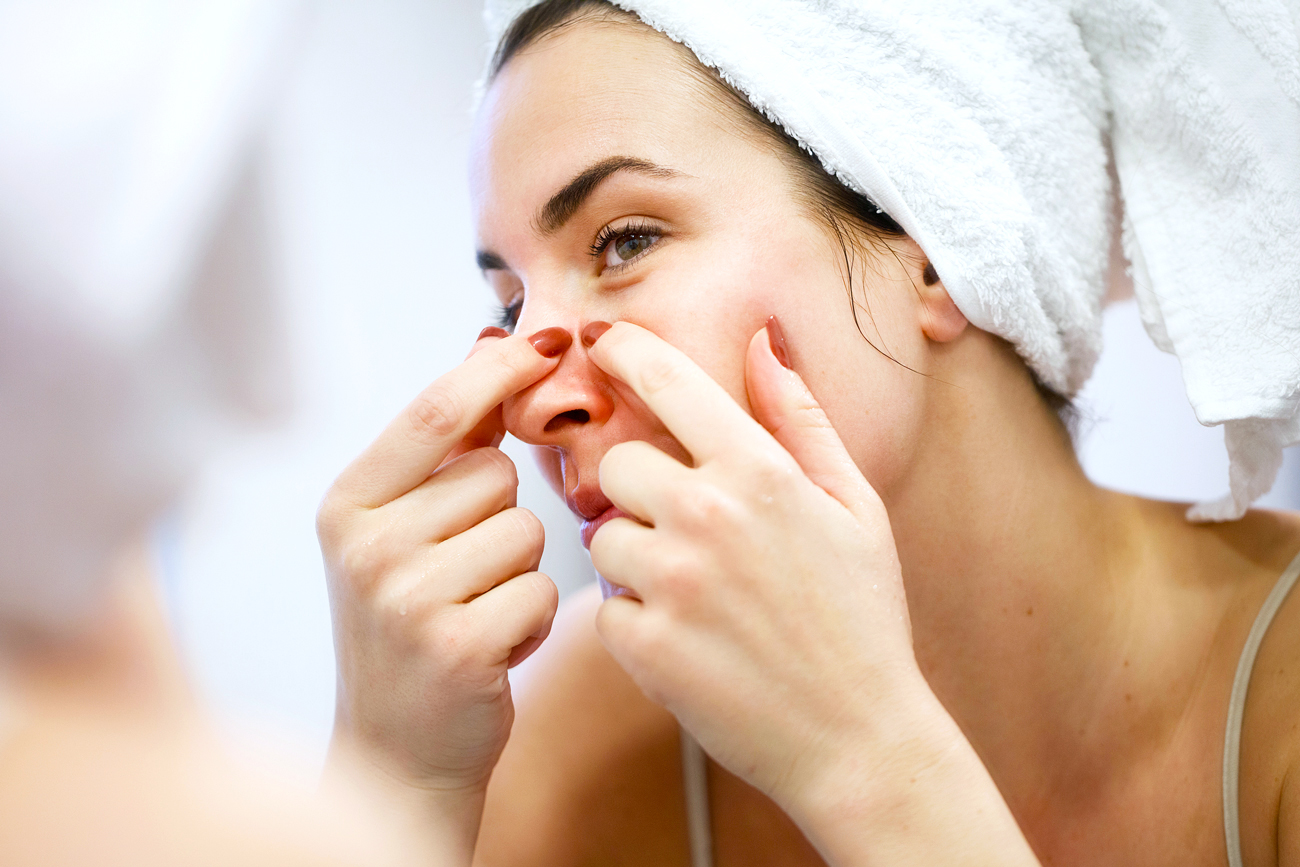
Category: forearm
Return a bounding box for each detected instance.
[324,733,487,867]
[789,685,1040,867]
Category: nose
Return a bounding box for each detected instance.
[503,325,615,448]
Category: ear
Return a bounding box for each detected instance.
[916,261,968,343]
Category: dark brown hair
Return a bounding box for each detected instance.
[490,0,1077,432]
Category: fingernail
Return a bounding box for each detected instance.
[766,315,792,369]
[527,327,572,358]
[580,321,612,348]
[477,326,510,341]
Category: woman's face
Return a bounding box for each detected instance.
[472,18,936,541]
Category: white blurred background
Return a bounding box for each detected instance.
[132,0,1300,763]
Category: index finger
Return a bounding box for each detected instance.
[335,333,560,508]
[587,322,772,464]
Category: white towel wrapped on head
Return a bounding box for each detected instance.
[485,0,1300,521]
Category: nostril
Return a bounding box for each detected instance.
[543,409,590,433]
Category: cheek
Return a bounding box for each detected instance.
[812,359,927,498]
[739,232,930,498]
[791,295,929,500]
[614,249,779,416]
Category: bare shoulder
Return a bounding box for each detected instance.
[1231,509,1300,867]
[474,583,690,867]
[0,712,421,866]
[1210,507,1300,578]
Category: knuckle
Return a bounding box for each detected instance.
[332,525,392,592]
[675,483,738,528]
[493,344,532,381]
[337,537,388,588]
[655,549,703,602]
[744,450,795,493]
[539,574,560,611]
[506,507,546,552]
[636,355,688,399]
[792,401,836,432]
[406,386,464,444]
[520,571,559,614]
[315,494,346,547]
[476,447,519,493]
[316,482,365,548]
[625,621,672,704]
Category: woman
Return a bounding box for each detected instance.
[320,1,1300,864]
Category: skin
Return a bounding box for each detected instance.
[0,539,429,867]
[322,11,1300,867]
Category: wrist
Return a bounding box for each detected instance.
[325,732,490,864]
[783,676,1038,867]
[779,666,942,828]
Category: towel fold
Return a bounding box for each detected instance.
[485,0,1300,520]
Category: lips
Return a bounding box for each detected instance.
[566,486,630,550]
[579,505,628,550]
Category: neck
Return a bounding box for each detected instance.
[882,339,1219,805]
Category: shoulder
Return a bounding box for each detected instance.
[474,583,690,867]
[0,712,421,866]
[1230,510,1300,866]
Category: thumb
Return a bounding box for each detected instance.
[745,317,882,525]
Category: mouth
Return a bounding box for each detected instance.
[579,505,628,550]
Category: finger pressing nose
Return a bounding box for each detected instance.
[581,321,613,349]
[527,327,572,358]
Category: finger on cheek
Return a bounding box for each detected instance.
[745,323,808,427]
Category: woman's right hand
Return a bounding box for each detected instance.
[316,327,567,847]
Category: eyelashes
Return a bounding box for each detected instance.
[494,298,523,332]
[590,219,664,273]
[487,219,665,332]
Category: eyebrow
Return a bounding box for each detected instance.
[476,250,508,271]
[475,155,681,272]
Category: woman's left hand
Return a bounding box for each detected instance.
[587,320,932,821]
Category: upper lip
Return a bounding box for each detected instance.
[566,485,612,521]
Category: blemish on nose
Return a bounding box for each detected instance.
[544,409,590,433]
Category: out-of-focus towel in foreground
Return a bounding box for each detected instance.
[0,0,307,634]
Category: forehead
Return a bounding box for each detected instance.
[470,18,743,221]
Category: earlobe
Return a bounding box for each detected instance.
[916,262,968,343]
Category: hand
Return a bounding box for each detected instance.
[317,329,564,811]
[586,320,926,818]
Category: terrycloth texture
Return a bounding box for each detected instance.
[483,0,1300,520]
[1076,0,1300,520]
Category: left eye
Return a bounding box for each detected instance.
[603,232,658,267]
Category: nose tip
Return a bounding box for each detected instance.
[502,325,613,448]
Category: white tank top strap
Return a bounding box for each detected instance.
[680,726,714,867]
[677,550,1300,867]
[1223,548,1300,867]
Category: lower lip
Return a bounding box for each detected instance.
[580,506,627,549]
